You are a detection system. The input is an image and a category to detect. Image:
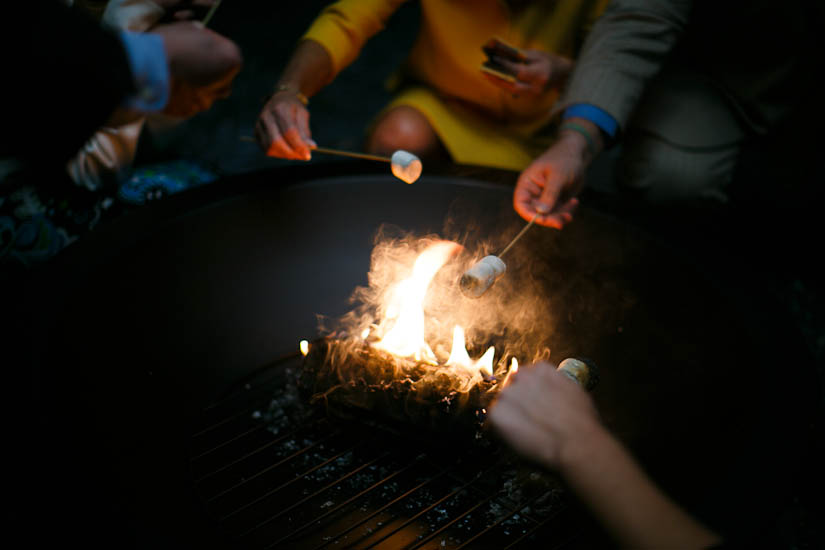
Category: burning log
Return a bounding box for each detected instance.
[299,338,598,435]
[299,338,499,433]
[297,235,596,434]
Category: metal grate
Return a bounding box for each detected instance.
[190,353,587,549]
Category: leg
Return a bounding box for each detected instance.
[617,131,742,203]
[617,68,745,203]
[365,105,450,163]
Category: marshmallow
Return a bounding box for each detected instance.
[390,150,422,184]
[459,255,507,298]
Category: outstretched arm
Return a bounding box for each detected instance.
[488,362,721,550]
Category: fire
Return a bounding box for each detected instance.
[368,240,510,383]
[372,240,462,364]
[502,357,519,387]
[446,325,494,378]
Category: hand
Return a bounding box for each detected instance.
[513,130,590,229]
[151,21,242,117]
[255,89,315,160]
[487,361,602,470]
[483,49,573,97]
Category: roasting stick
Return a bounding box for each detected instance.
[459,213,539,298]
[498,212,538,259]
[201,0,223,26]
[239,136,423,183]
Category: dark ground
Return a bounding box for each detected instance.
[7,1,825,548]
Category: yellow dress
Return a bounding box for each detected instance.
[303,0,608,171]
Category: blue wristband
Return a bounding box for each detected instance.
[563,104,618,139]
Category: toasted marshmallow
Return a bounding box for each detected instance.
[459,255,507,298]
[390,150,422,184]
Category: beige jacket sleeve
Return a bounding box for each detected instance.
[554,0,693,133]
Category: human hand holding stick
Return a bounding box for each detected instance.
[488,361,721,550]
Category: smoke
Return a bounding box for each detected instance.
[318,221,559,373]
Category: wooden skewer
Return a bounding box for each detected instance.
[498,213,538,259]
[202,0,223,26]
[239,136,392,163]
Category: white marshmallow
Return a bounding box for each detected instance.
[459,255,507,298]
[390,150,422,184]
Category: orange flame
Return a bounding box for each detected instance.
[372,241,461,364]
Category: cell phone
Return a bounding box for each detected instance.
[482,37,527,63]
[480,59,518,83]
[480,37,526,83]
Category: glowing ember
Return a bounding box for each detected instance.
[372,240,462,363]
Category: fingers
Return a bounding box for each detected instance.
[256,99,313,160]
[481,72,517,93]
[513,172,577,229]
[491,55,547,95]
[295,107,316,149]
[493,57,523,81]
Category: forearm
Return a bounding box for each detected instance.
[557,116,605,164]
[275,39,334,100]
[559,426,721,550]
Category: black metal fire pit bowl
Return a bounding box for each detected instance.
[10,161,819,549]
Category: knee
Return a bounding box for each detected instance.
[366,106,441,158]
[617,134,740,203]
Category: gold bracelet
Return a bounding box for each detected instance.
[275,84,309,106]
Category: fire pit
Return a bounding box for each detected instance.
[18,162,817,549]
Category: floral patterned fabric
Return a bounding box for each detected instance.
[0,159,217,268]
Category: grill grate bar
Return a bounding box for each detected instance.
[361,463,501,550]
[309,462,458,550]
[452,493,544,550]
[219,437,368,521]
[194,417,328,484]
[192,403,270,440]
[206,429,342,504]
[239,451,393,538]
[191,424,265,462]
[405,493,498,550]
[502,508,574,550]
[264,454,429,549]
[201,351,302,413]
[194,353,303,438]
